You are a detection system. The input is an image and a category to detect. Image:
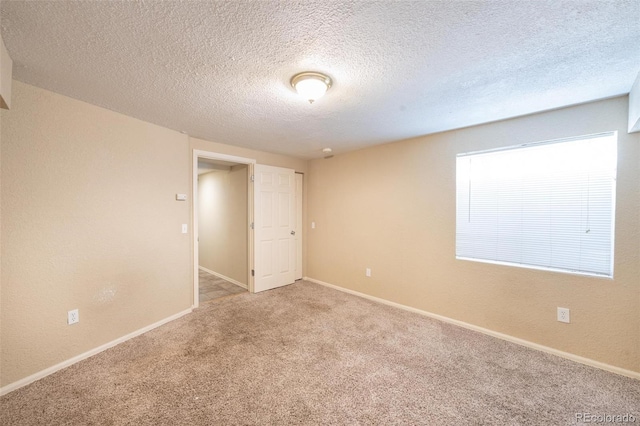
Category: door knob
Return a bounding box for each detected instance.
[291,230,296,235]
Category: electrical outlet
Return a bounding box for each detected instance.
[557,307,570,323]
[365,268,372,277]
[68,309,79,325]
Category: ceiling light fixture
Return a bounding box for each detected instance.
[290,72,332,104]
[322,147,334,159]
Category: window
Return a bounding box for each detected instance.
[456,132,617,277]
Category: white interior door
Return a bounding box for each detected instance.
[254,164,296,292]
[295,173,303,280]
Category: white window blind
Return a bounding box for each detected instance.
[456,132,617,277]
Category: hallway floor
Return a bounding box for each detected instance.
[199,269,246,303]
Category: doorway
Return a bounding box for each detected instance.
[192,150,303,307]
[197,159,249,303]
[193,151,255,308]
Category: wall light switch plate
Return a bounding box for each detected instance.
[311,222,316,229]
[182,224,188,234]
[366,268,372,277]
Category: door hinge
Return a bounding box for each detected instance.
[250,222,254,229]
[251,269,255,277]
[250,174,255,182]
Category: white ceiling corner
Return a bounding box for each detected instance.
[1,1,639,159]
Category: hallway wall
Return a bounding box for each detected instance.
[198,165,248,285]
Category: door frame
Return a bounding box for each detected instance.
[192,149,256,308]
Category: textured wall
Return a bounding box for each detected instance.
[0,82,192,386]
[307,96,639,373]
[198,166,248,285]
[0,33,12,109]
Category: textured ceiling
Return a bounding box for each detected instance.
[1,1,639,159]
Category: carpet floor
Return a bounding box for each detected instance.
[1,281,638,425]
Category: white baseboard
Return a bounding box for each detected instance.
[199,266,247,289]
[0,308,193,396]
[304,277,640,381]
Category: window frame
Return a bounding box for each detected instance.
[455,131,617,279]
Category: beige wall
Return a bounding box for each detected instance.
[198,166,248,285]
[307,96,640,373]
[0,33,12,110]
[0,81,192,387]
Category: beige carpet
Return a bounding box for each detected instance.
[1,281,638,425]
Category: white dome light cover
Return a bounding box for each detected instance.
[291,72,332,104]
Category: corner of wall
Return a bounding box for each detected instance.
[629,72,640,133]
[0,34,13,110]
